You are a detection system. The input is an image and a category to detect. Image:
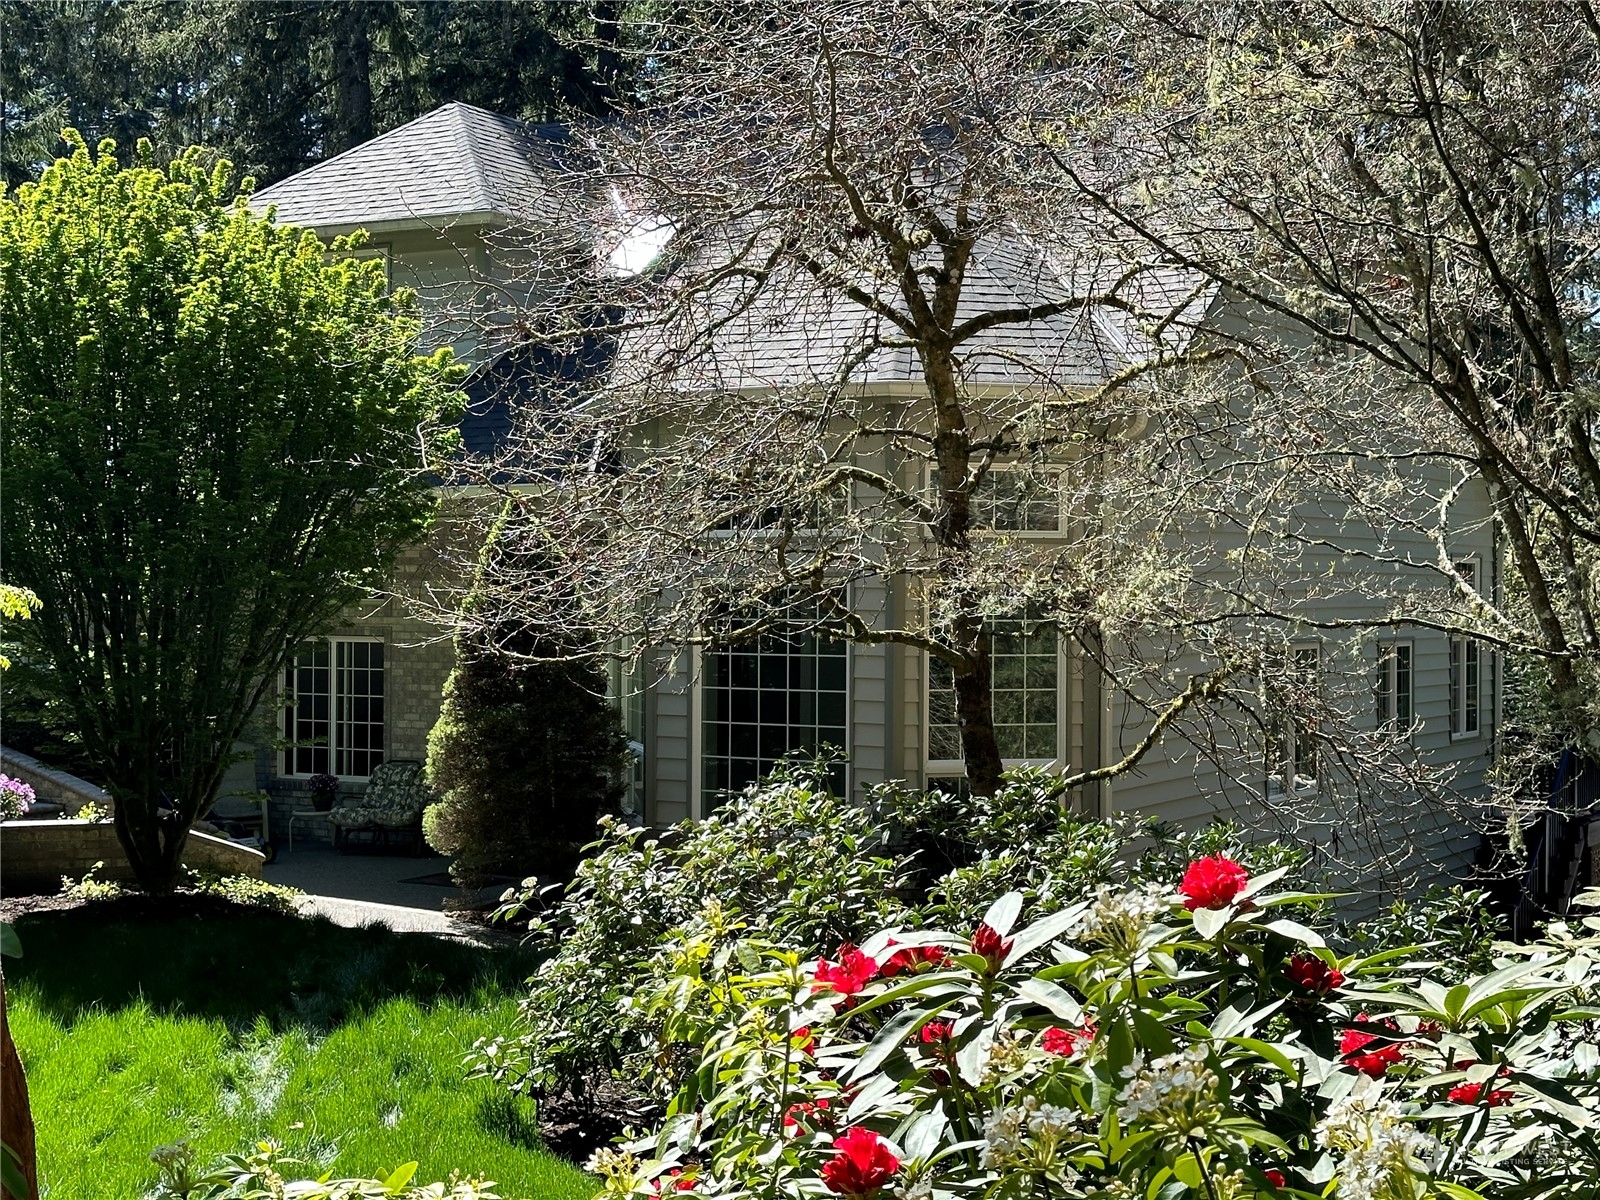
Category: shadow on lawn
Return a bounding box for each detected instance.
[6,895,538,1032]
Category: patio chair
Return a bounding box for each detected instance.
[329,760,432,855]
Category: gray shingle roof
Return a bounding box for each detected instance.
[615,230,1211,394]
[251,102,560,232]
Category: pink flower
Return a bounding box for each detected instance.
[821,1128,899,1196]
[650,1170,695,1193]
[1339,1014,1405,1078]
[919,1021,953,1050]
[1285,953,1345,994]
[813,944,880,998]
[1040,1023,1096,1057]
[1263,1168,1287,1188]
[791,1026,815,1056]
[1179,855,1250,911]
[970,922,1013,971]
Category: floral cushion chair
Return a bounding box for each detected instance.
[329,759,432,854]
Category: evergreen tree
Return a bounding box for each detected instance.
[425,528,629,886]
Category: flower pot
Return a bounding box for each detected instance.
[311,792,335,812]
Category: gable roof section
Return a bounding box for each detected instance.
[251,102,561,233]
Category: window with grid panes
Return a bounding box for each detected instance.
[1268,644,1320,793]
[929,467,1062,533]
[1374,642,1413,733]
[1450,562,1482,737]
[927,620,1059,766]
[702,627,847,807]
[282,639,385,778]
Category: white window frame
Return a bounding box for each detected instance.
[1450,560,1483,740]
[924,625,1067,778]
[281,636,387,780]
[926,462,1069,538]
[1267,642,1321,798]
[1374,639,1414,735]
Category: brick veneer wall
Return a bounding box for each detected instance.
[0,820,263,896]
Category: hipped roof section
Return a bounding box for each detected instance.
[250,101,567,234]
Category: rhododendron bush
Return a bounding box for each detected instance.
[589,871,1600,1200]
[480,770,1307,1109]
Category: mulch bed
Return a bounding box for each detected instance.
[0,891,274,926]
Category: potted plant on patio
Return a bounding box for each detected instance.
[306,772,339,813]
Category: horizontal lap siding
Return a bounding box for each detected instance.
[850,579,891,794]
[649,651,693,826]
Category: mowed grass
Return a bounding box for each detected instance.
[5,899,594,1200]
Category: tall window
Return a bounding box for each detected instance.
[1268,644,1320,794]
[283,639,386,777]
[1374,641,1413,733]
[928,621,1060,768]
[702,628,847,805]
[1450,562,1482,738]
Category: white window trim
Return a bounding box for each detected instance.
[924,461,1071,539]
[280,635,387,781]
[924,636,1068,778]
[1450,558,1484,741]
[1374,639,1415,736]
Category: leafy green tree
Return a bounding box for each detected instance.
[0,133,461,892]
[424,528,629,886]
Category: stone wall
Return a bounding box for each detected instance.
[0,820,263,896]
[0,745,112,816]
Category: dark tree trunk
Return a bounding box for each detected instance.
[112,798,187,894]
[330,2,373,154]
[952,632,1003,796]
[0,978,38,1200]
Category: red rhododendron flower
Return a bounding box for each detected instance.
[1179,855,1251,911]
[1448,1081,1512,1106]
[880,940,949,977]
[1263,1168,1287,1188]
[919,1020,953,1045]
[783,1097,833,1133]
[821,1128,900,1196]
[1040,1023,1097,1057]
[791,1026,816,1055]
[813,944,880,998]
[1339,1014,1405,1077]
[970,922,1014,970]
[650,1170,695,1193]
[1285,954,1346,994]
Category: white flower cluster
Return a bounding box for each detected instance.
[981,1095,1081,1168]
[1115,1045,1220,1133]
[1315,1088,1439,1200]
[1074,883,1171,953]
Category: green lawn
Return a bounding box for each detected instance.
[5,898,594,1200]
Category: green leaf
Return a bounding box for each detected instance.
[1223,1035,1301,1083]
[848,1002,943,1082]
[1191,904,1229,940]
[1,1143,27,1200]
[379,1162,419,1193]
[1005,902,1088,962]
[0,924,20,959]
[1262,918,1324,948]
[981,891,1024,937]
[1016,978,1084,1023]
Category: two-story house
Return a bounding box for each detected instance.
[233,102,1496,886]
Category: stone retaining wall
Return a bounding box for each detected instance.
[0,745,112,816]
[0,820,263,895]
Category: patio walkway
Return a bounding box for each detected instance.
[263,845,513,944]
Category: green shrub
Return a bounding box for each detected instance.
[182,870,301,914]
[150,1138,500,1199]
[479,761,909,1107]
[612,876,1600,1200]
[1342,884,1503,981]
[424,620,629,886]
